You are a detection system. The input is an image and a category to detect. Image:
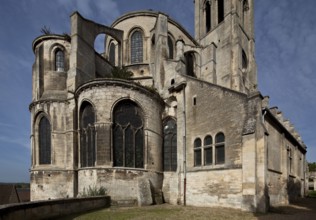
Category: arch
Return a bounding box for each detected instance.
[194,138,202,166]
[112,100,144,168]
[215,132,225,164]
[79,101,96,167]
[38,115,51,164]
[163,117,177,171]
[204,135,213,165]
[130,29,144,64]
[94,33,106,55]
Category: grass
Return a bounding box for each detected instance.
[308,190,316,198]
[60,204,257,220]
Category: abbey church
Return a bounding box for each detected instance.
[30,0,307,212]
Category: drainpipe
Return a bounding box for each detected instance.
[183,84,187,206]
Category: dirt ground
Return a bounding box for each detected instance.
[257,198,316,220]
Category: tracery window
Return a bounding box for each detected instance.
[204,135,213,165]
[80,102,96,167]
[39,116,51,164]
[218,0,224,24]
[163,118,177,171]
[194,138,202,166]
[113,100,144,168]
[131,30,143,64]
[215,132,225,164]
[55,49,64,72]
[168,36,174,59]
[109,42,116,65]
[205,1,211,32]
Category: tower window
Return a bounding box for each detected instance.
[113,100,144,168]
[194,138,202,166]
[80,102,96,168]
[39,116,51,164]
[55,50,64,72]
[131,30,143,64]
[205,1,211,32]
[218,0,224,24]
[163,118,177,171]
[109,42,116,65]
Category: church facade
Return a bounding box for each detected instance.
[30,0,307,212]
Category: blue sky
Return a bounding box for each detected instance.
[0,0,315,183]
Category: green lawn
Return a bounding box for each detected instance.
[60,204,257,220]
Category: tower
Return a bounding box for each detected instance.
[194,0,257,93]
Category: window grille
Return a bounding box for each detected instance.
[113,100,144,168]
[163,118,177,171]
[131,31,143,64]
[55,50,64,72]
[39,116,51,164]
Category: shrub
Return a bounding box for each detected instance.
[80,185,107,197]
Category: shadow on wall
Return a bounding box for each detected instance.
[287,177,302,203]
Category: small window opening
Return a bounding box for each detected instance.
[218,0,224,24]
[194,138,202,166]
[193,97,197,106]
[109,42,116,65]
[171,79,175,85]
[168,36,174,59]
[242,50,248,70]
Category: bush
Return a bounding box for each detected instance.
[80,185,107,197]
[308,191,316,198]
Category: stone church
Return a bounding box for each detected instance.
[30,0,307,212]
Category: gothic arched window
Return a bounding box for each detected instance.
[194,138,202,166]
[80,102,96,167]
[39,116,51,164]
[215,132,225,164]
[131,30,143,64]
[168,35,174,59]
[55,50,64,72]
[218,0,224,24]
[109,42,116,65]
[204,135,213,165]
[113,100,144,168]
[163,118,177,171]
[205,1,211,32]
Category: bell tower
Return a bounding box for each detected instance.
[194,0,257,94]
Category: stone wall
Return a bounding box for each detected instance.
[0,196,110,220]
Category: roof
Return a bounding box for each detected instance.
[0,184,19,205]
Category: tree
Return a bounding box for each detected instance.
[110,66,133,79]
[308,162,316,172]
